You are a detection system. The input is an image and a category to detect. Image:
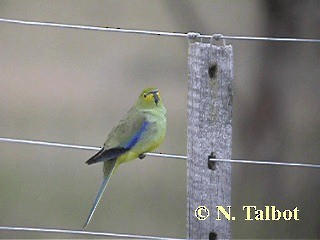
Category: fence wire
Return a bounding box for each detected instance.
[0,226,184,240]
[210,157,320,169]
[0,137,186,160]
[1,137,319,169]
[1,18,320,43]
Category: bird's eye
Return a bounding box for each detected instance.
[143,93,147,98]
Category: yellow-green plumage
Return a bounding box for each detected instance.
[83,87,166,228]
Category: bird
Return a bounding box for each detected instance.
[83,87,166,228]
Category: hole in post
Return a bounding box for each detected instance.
[208,64,217,79]
[209,231,218,240]
[208,152,217,170]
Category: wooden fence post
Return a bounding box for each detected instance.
[187,42,233,239]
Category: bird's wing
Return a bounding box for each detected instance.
[104,108,148,149]
[83,158,117,228]
[86,109,148,165]
[85,147,128,165]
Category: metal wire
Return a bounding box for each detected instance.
[145,152,187,160]
[0,226,184,240]
[1,18,320,43]
[0,137,186,160]
[0,137,100,151]
[1,137,319,168]
[210,158,320,169]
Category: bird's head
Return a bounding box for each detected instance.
[136,87,164,109]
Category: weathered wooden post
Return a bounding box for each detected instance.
[187,42,233,239]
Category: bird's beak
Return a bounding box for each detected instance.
[153,92,159,105]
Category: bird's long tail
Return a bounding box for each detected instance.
[83,159,117,228]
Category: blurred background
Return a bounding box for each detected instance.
[0,1,319,239]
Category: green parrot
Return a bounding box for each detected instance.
[83,87,166,228]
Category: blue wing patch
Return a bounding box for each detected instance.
[85,120,150,165]
[124,121,149,149]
